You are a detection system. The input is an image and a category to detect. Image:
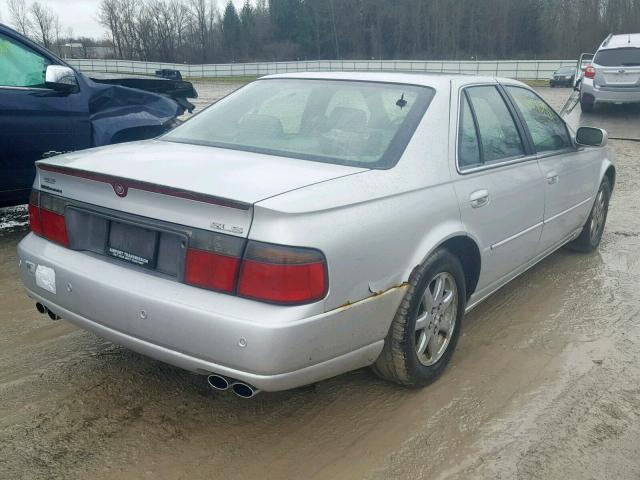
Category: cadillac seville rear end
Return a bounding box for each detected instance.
[17,74,437,393]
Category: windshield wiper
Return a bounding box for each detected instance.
[621,62,640,66]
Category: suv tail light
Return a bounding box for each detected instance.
[29,190,69,246]
[584,65,596,78]
[237,241,328,304]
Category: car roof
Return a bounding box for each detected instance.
[262,71,527,89]
[600,33,640,50]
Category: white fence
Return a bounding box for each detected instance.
[69,58,577,80]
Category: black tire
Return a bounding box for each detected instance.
[567,178,611,253]
[580,100,594,113]
[372,248,466,388]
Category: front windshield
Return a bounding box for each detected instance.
[163,79,434,169]
[556,67,575,74]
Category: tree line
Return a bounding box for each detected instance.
[5,0,640,62]
[5,0,110,55]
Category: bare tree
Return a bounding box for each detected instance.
[30,1,58,49]
[98,0,124,58]
[7,0,32,36]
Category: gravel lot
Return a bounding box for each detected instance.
[1,85,640,480]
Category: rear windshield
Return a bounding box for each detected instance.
[163,79,434,169]
[556,67,575,74]
[594,47,640,66]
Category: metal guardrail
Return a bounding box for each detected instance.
[68,58,577,80]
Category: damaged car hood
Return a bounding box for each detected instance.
[81,74,191,147]
[87,72,197,112]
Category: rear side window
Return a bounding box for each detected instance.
[0,34,50,88]
[594,48,640,67]
[458,95,481,168]
[459,86,524,167]
[506,87,571,153]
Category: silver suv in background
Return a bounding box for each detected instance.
[580,33,640,112]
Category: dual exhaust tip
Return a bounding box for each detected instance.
[36,302,60,321]
[207,374,260,399]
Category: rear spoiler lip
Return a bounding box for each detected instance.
[37,163,252,211]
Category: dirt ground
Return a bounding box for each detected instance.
[2,86,640,480]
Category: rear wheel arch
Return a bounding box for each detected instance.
[439,236,481,300]
[604,165,616,192]
[410,235,481,301]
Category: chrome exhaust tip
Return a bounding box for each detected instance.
[231,382,260,399]
[47,309,60,321]
[36,302,47,314]
[207,374,232,391]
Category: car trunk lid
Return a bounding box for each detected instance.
[35,139,367,237]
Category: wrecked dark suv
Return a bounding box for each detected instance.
[0,23,197,207]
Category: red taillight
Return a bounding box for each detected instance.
[237,242,327,305]
[29,190,69,246]
[40,208,69,246]
[184,235,328,305]
[185,249,240,293]
[28,191,43,235]
[585,66,596,78]
[184,230,245,293]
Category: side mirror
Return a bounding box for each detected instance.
[45,65,78,93]
[576,126,608,147]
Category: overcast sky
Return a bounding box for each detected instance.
[2,0,249,38]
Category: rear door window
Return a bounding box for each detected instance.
[458,95,481,168]
[0,34,49,88]
[506,86,572,153]
[464,86,525,164]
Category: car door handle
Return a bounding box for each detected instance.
[546,171,559,185]
[469,189,490,208]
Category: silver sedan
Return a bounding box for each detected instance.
[17,72,615,397]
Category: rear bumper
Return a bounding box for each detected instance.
[582,81,640,104]
[17,234,404,391]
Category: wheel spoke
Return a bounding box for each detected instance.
[422,288,435,312]
[442,289,454,309]
[415,311,429,331]
[416,330,429,355]
[432,275,445,304]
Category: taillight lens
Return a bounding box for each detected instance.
[184,234,328,304]
[237,241,328,305]
[184,230,245,293]
[40,208,69,246]
[28,190,43,235]
[585,66,596,78]
[29,190,69,246]
[185,249,241,293]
